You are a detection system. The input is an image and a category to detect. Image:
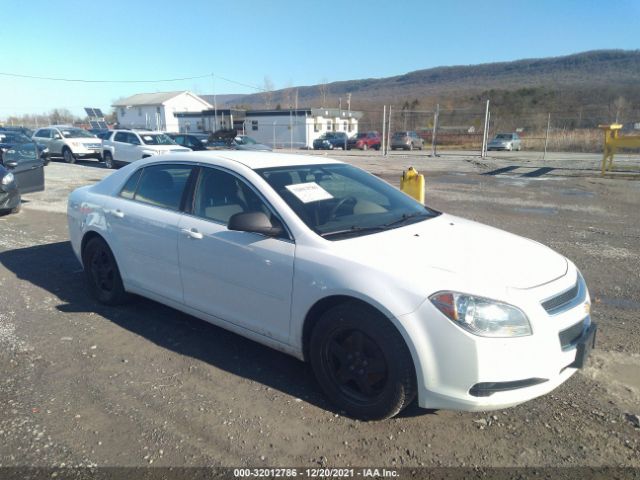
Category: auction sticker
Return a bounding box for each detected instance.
[285,182,333,203]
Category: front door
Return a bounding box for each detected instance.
[177,167,295,343]
[3,143,44,193]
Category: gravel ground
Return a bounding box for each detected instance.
[0,151,639,473]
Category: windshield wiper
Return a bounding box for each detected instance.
[383,212,430,228]
[320,225,388,239]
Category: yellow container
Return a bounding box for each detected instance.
[400,167,425,204]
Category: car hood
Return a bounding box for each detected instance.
[235,144,272,151]
[330,213,567,292]
[143,145,191,152]
[69,138,101,144]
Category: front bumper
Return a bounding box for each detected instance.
[0,185,20,211]
[397,271,594,411]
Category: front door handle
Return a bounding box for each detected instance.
[111,209,125,218]
[181,228,203,240]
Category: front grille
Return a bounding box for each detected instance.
[86,143,101,149]
[541,273,586,315]
[559,319,586,349]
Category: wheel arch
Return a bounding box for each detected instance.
[301,295,415,364]
[80,230,106,267]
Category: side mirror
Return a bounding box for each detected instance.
[228,212,283,237]
[53,134,61,140]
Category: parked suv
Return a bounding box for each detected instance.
[32,126,102,164]
[102,130,191,168]
[391,131,424,150]
[313,132,349,150]
[347,131,381,151]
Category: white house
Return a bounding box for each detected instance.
[112,91,212,132]
[175,107,362,148]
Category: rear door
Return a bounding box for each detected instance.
[3,142,44,193]
[107,163,196,303]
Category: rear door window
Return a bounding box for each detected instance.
[133,164,196,211]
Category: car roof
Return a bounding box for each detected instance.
[155,150,343,170]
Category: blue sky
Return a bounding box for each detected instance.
[1,0,638,118]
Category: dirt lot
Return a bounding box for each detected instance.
[0,151,639,473]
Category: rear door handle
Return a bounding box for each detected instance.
[111,209,125,218]
[181,228,203,240]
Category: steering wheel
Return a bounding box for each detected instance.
[328,196,357,220]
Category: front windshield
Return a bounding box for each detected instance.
[139,133,176,145]
[257,163,439,239]
[235,136,257,145]
[61,128,95,138]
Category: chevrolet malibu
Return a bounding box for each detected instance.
[67,152,596,420]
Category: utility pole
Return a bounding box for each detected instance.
[382,105,387,156]
[481,99,490,158]
[387,106,392,156]
[212,73,218,132]
[543,112,551,160]
[347,93,351,114]
[430,104,440,157]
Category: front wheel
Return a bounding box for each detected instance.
[310,302,416,420]
[103,151,115,169]
[83,237,129,305]
[63,148,76,164]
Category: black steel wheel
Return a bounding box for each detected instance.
[83,237,129,305]
[310,302,416,420]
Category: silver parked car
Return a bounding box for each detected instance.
[487,133,522,151]
[391,131,424,151]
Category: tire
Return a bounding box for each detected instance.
[83,237,129,305]
[373,144,380,151]
[310,302,417,420]
[63,147,76,164]
[103,151,115,169]
[11,203,21,214]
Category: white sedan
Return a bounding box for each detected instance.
[67,152,596,420]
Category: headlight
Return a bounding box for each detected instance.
[1,172,15,186]
[430,292,532,337]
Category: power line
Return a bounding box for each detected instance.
[0,71,212,84]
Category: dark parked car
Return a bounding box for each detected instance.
[347,131,381,151]
[206,129,272,151]
[391,131,424,150]
[0,131,50,165]
[0,126,34,138]
[95,131,113,140]
[313,132,349,150]
[167,133,209,151]
[0,142,45,215]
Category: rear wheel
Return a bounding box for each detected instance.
[83,237,129,305]
[63,147,76,164]
[310,302,416,420]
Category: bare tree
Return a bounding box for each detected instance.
[318,78,329,107]
[613,96,627,123]
[262,76,274,108]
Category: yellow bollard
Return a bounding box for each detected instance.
[400,166,425,204]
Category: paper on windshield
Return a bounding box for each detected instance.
[142,136,153,141]
[285,182,333,203]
